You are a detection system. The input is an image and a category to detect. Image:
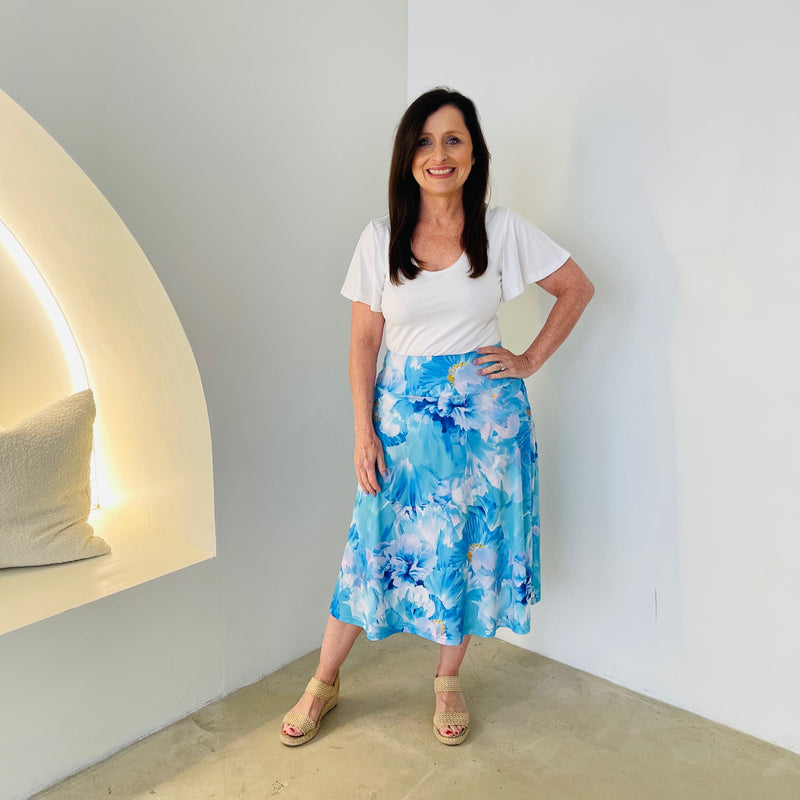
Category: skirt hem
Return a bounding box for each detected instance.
[329,604,539,647]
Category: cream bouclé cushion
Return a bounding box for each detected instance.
[0,389,110,568]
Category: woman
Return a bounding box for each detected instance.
[281,88,594,747]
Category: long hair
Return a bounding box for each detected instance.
[388,88,491,285]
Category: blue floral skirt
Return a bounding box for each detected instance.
[330,347,541,645]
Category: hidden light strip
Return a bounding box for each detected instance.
[0,219,100,507]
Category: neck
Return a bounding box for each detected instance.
[417,192,465,228]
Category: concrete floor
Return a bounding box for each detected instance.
[33,635,800,800]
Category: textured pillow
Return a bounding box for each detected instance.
[0,389,110,568]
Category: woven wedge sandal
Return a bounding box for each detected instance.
[280,673,340,747]
[433,674,470,745]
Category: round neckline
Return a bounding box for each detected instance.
[417,251,467,275]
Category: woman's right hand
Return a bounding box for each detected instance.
[354,428,388,496]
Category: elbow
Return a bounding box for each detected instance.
[350,331,383,363]
[352,329,382,354]
[583,277,595,306]
[572,274,595,310]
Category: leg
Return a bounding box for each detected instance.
[435,635,471,739]
[282,615,362,737]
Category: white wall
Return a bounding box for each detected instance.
[409,0,800,753]
[0,3,407,798]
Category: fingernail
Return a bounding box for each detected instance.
[382,470,389,478]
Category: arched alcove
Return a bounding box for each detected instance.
[0,90,215,635]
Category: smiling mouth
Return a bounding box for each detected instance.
[428,167,455,176]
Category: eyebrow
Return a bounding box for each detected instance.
[419,129,466,137]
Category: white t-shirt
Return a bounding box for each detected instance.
[340,206,570,356]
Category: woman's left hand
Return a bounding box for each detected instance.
[474,346,534,379]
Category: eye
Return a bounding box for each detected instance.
[446,136,461,145]
[418,136,432,147]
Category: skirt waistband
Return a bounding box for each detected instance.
[378,344,514,397]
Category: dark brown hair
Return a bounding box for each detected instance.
[388,88,491,285]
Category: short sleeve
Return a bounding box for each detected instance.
[340,220,386,312]
[495,208,571,302]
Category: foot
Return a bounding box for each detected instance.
[435,682,468,739]
[281,678,332,738]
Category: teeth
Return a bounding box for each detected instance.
[429,168,455,175]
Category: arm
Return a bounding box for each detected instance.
[349,301,387,495]
[475,257,594,378]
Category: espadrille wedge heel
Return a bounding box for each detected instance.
[433,674,470,745]
[280,673,340,746]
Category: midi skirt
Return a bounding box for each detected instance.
[330,347,541,646]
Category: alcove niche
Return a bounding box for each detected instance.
[0,90,215,635]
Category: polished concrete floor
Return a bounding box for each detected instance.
[33,635,800,800]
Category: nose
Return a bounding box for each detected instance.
[432,142,447,162]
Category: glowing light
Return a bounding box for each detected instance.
[0,219,100,507]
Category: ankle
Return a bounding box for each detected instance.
[314,667,338,686]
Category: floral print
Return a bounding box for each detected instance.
[330,348,541,645]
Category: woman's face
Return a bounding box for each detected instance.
[412,105,474,200]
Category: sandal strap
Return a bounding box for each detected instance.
[281,711,315,734]
[434,675,462,693]
[434,712,470,727]
[305,675,338,701]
